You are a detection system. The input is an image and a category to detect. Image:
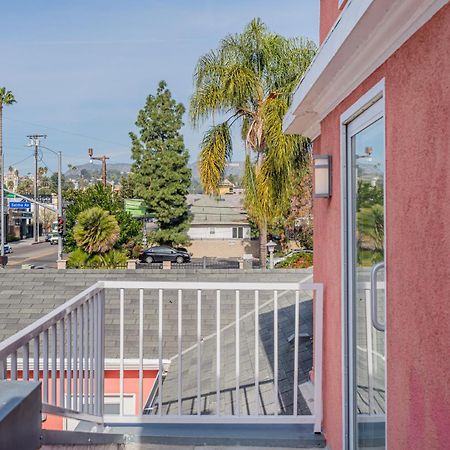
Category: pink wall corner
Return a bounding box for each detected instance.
[314,4,450,450]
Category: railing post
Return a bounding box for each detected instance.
[99,288,106,417]
[313,283,324,433]
[0,358,6,380]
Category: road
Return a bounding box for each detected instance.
[6,239,58,268]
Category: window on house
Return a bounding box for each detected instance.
[232,227,244,239]
[104,394,135,415]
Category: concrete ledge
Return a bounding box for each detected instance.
[41,424,325,449]
[0,381,41,450]
[108,424,326,448]
[0,267,313,275]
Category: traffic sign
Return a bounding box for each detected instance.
[9,201,31,209]
[21,212,33,218]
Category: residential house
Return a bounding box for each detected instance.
[217,178,235,196]
[187,194,258,258]
[284,1,450,449]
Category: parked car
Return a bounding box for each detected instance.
[3,244,12,254]
[139,246,191,264]
[49,235,59,245]
[45,233,53,242]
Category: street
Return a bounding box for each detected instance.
[5,238,58,268]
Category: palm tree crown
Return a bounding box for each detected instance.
[0,87,16,108]
[190,18,316,263]
[73,207,120,254]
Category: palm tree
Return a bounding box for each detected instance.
[0,87,16,259]
[73,206,120,254]
[190,19,316,265]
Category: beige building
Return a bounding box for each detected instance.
[187,194,258,258]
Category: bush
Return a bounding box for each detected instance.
[275,251,313,269]
[67,248,128,269]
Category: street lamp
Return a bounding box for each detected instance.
[267,240,276,269]
[40,146,63,261]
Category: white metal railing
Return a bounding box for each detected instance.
[0,280,323,432]
[0,284,105,424]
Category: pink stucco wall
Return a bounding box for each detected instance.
[319,0,347,43]
[314,5,450,450]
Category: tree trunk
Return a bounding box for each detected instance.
[259,220,267,270]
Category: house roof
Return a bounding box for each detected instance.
[283,0,446,138]
[188,194,249,226]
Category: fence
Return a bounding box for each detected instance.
[0,280,323,432]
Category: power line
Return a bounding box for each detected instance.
[7,153,34,168]
[4,116,130,149]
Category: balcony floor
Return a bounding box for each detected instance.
[42,424,326,449]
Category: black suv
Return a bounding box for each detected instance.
[139,246,191,264]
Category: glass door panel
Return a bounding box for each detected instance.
[347,106,386,449]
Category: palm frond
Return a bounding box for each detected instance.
[0,87,16,106]
[199,122,232,194]
[73,207,120,254]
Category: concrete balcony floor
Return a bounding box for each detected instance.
[41,424,326,449]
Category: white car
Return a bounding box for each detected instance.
[49,235,59,245]
[3,244,12,254]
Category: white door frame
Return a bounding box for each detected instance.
[340,78,386,450]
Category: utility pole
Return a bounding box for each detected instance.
[41,145,63,260]
[88,148,110,187]
[27,134,46,243]
[57,150,63,260]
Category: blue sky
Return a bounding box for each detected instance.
[0,0,318,175]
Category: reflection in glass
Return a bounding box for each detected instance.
[352,117,386,449]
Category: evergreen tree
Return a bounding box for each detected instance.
[130,81,191,246]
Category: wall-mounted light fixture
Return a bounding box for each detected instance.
[313,155,332,198]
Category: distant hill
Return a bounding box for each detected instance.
[189,161,244,181]
[65,161,245,185]
[65,163,132,177]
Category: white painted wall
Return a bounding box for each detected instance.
[188,224,251,240]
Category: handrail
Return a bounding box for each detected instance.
[0,282,103,359]
[100,280,321,291]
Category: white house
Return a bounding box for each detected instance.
[187,194,257,258]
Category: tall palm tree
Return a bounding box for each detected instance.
[190,19,316,265]
[0,87,16,259]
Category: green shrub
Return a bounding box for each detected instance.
[99,249,128,269]
[275,251,313,269]
[67,248,91,269]
[67,248,127,269]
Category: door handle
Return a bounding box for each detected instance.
[370,262,385,332]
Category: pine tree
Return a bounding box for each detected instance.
[130,81,191,246]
